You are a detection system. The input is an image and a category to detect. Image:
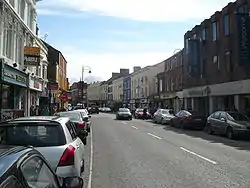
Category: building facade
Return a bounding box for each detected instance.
[183,0,250,115]
[123,75,131,106]
[0,0,41,119]
[43,42,69,109]
[70,81,88,106]
[87,82,101,104]
[100,81,108,106]
[157,50,184,112]
[112,76,123,102]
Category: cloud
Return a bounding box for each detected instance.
[37,0,232,22]
[56,44,171,84]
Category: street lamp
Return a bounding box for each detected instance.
[81,65,91,107]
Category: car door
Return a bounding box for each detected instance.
[154,109,161,122]
[66,121,84,174]
[0,176,24,188]
[20,156,61,188]
[211,111,221,133]
[217,112,228,134]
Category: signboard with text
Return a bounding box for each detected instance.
[24,46,41,66]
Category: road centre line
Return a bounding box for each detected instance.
[180,147,218,165]
[132,126,138,129]
[87,126,93,188]
[147,133,162,140]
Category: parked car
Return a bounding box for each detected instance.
[116,108,132,120]
[74,109,92,132]
[102,107,112,113]
[153,109,175,124]
[206,111,250,139]
[0,116,85,178]
[0,145,83,188]
[170,110,206,129]
[55,111,88,144]
[88,106,99,114]
[134,108,151,119]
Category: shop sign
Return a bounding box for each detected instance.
[29,77,42,91]
[24,46,41,66]
[2,64,27,87]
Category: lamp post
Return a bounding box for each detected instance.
[81,65,91,107]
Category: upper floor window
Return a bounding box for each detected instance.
[238,4,248,13]
[223,14,230,36]
[9,0,14,7]
[201,28,206,40]
[212,22,218,41]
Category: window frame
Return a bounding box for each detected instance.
[0,175,23,188]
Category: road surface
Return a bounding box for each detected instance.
[84,113,250,188]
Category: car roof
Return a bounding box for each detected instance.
[0,116,70,126]
[0,146,40,177]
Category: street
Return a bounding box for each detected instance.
[84,113,250,188]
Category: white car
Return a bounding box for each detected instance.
[153,109,175,124]
[74,109,92,132]
[0,116,85,178]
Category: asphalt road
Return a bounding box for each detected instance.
[83,113,250,188]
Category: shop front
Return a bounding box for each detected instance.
[28,76,43,113]
[0,59,28,121]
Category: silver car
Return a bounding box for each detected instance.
[0,116,85,178]
[74,109,92,132]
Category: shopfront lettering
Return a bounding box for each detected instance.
[4,72,26,83]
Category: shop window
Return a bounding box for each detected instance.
[2,85,14,109]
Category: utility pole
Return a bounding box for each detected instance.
[81,65,91,108]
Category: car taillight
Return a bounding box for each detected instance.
[58,145,75,166]
[78,122,85,128]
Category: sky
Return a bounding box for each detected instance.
[36,0,232,84]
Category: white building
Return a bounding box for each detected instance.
[100,81,108,105]
[131,63,165,108]
[112,76,123,102]
[0,0,45,118]
[87,82,101,102]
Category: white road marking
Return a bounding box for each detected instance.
[87,126,93,188]
[180,147,218,165]
[132,126,138,129]
[147,133,162,140]
[122,122,127,124]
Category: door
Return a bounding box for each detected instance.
[217,112,228,134]
[0,176,24,188]
[211,111,221,133]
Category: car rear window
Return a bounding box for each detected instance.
[0,123,66,147]
[58,113,82,121]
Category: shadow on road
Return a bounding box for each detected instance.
[162,125,250,151]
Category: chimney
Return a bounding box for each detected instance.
[119,68,129,76]
[112,72,120,78]
[133,66,141,72]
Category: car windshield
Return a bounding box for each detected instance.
[162,110,169,114]
[0,124,66,147]
[227,112,249,121]
[58,112,82,121]
[119,108,130,112]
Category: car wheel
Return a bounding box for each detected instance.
[226,127,234,139]
[180,121,185,129]
[161,118,164,125]
[83,137,87,145]
[207,124,213,134]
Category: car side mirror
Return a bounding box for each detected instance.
[220,118,226,122]
[62,177,83,188]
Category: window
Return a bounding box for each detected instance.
[19,0,25,19]
[159,79,163,92]
[0,176,23,188]
[225,51,232,73]
[201,28,206,40]
[212,22,217,41]
[66,121,77,139]
[5,27,13,59]
[21,157,59,188]
[0,124,66,146]
[238,4,248,13]
[9,0,14,7]
[223,14,230,36]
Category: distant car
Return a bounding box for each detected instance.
[74,109,92,132]
[88,106,99,114]
[55,111,88,143]
[134,108,151,119]
[153,109,175,124]
[0,116,85,179]
[116,108,132,120]
[103,107,112,112]
[0,145,83,188]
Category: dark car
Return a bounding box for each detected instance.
[0,146,83,188]
[116,108,132,120]
[87,106,99,114]
[170,110,206,129]
[55,111,88,144]
[206,111,250,139]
